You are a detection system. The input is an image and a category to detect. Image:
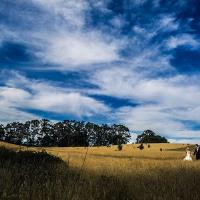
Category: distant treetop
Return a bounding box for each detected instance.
[136,130,168,144]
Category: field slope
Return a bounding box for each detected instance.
[0,141,200,200]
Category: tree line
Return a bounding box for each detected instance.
[0,119,131,147]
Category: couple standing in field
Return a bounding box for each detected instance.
[183,144,200,161]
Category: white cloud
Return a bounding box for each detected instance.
[30,0,123,69]
[0,71,109,122]
[116,105,185,136]
[89,67,140,98]
[0,87,38,123]
[166,34,199,49]
[158,15,179,32]
[129,18,179,72]
[29,92,108,117]
[32,0,89,29]
[36,31,122,69]
[0,25,19,46]
[132,15,180,40]
[91,68,200,108]
[116,104,200,143]
[131,49,172,71]
[0,105,38,124]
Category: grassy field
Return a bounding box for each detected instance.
[0,141,200,200]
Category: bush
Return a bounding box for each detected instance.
[117,144,123,151]
[137,143,144,150]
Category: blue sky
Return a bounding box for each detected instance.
[0,0,200,143]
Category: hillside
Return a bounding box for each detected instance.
[1,141,200,200]
[0,141,195,171]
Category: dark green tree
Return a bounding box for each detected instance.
[85,122,99,146]
[31,120,41,146]
[40,119,54,146]
[0,124,5,140]
[111,124,131,145]
[136,130,168,144]
[4,122,25,144]
[53,122,65,146]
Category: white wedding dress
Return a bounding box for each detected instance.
[183,150,192,161]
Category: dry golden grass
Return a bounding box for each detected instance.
[1,141,200,200]
[0,141,195,174]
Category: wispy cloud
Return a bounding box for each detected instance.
[166,34,199,49]
[32,0,90,29]
[158,15,180,32]
[35,31,123,70]
[0,71,109,122]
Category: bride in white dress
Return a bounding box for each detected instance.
[183,147,192,161]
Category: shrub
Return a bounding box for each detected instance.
[137,143,144,150]
[118,144,123,151]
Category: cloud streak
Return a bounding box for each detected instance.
[0,71,109,122]
[36,31,123,70]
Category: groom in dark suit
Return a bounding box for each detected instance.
[194,144,200,160]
